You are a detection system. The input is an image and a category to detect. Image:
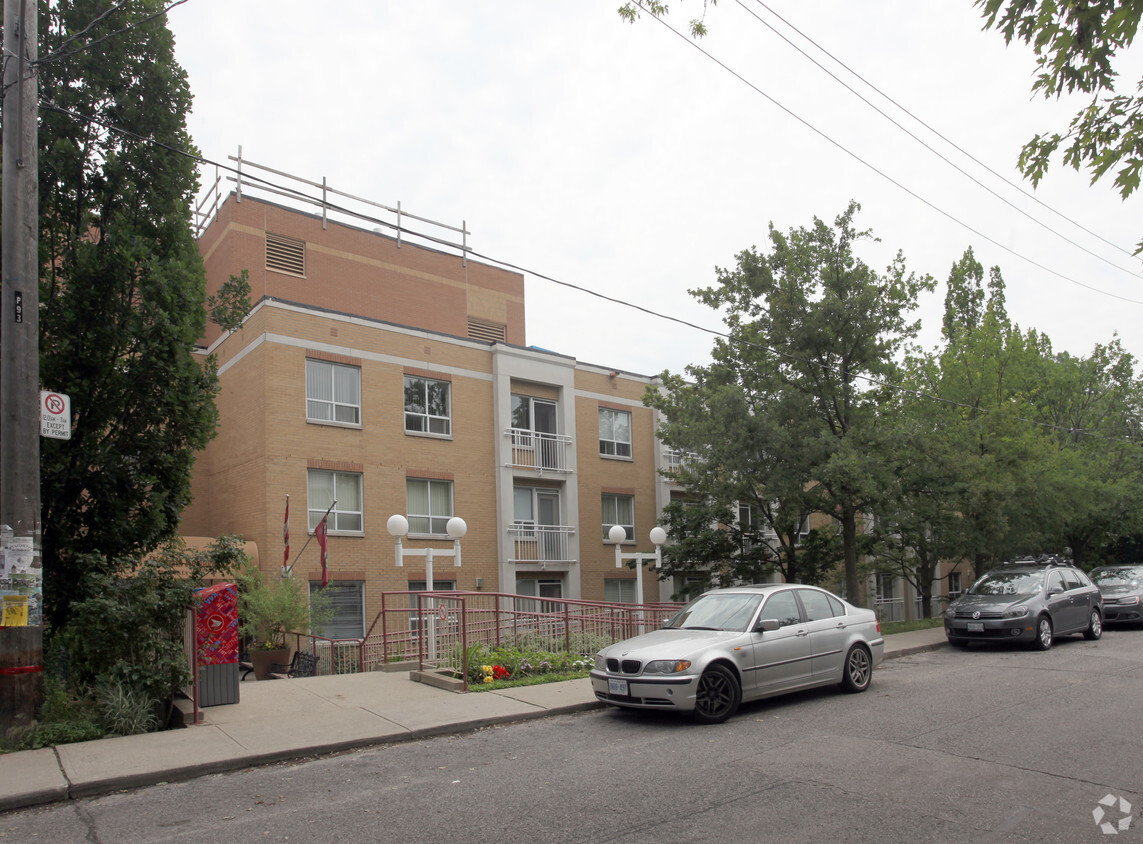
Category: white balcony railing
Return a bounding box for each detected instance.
[508,523,576,565]
[663,447,700,478]
[506,429,573,474]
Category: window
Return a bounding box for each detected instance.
[404,376,451,436]
[602,493,634,541]
[604,578,637,603]
[309,581,365,639]
[798,588,843,622]
[408,580,456,636]
[948,572,963,599]
[406,478,453,535]
[307,470,363,532]
[516,577,563,613]
[598,407,632,458]
[758,590,802,628]
[306,360,361,425]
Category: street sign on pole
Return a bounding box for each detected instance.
[39,391,71,440]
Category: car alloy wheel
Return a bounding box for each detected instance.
[1034,615,1053,650]
[840,644,872,693]
[692,664,741,725]
[1084,609,1103,641]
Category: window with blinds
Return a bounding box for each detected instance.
[309,581,364,639]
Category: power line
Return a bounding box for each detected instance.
[40,99,1142,446]
[739,0,1143,278]
[632,1,1143,306]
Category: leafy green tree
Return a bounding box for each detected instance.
[923,250,1054,577]
[35,0,225,629]
[649,202,933,601]
[978,1,1143,241]
[1024,337,1143,565]
[54,536,247,728]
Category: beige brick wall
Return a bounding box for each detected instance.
[574,369,660,602]
[200,195,524,349]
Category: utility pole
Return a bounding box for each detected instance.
[1,0,41,727]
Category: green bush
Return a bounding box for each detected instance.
[2,675,103,752]
[96,678,160,736]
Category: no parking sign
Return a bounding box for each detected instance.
[40,391,71,440]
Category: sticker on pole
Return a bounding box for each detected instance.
[40,391,71,440]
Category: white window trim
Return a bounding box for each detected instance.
[404,375,452,438]
[406,478,454,538]
[308,469,365,535]
[602,492,635,543]
[598,407,633,459]
[306,359,362,428]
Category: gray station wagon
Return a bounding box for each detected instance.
[944,558,1102,650]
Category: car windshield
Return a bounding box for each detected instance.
[968,571,1043,597]
[667,593,763,632]
[1090,566,1143,587]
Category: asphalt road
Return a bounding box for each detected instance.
[4,629,1143,843]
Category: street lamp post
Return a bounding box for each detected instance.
[611,525,667,633]
[387,514,467,660]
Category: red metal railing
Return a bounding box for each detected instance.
[356,591,683,690]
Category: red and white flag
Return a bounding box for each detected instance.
[283,495,290,568]
[315,515,329,588]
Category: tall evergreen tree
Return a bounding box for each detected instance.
[34,0,219,629]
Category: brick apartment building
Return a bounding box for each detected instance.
[180,192,681,637]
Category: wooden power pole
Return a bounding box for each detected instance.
[1,0,41,727]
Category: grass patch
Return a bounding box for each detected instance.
[880,617,944,636]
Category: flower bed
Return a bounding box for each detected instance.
[463,643,593,690]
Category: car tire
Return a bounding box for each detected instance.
[692,664,741,724]
[1083,609,1103,641]
[840,644,873,693]
[948,637,969,649]
[1033,615,1053,650]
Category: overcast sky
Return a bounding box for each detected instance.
[167,1,1143,379]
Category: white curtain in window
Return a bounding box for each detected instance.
[334,365,359,405]
[308,470,335,529]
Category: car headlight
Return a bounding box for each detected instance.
[1003,607,1028,619]
[642,659,692,675]
[594,654,606,671]
[1122,596,1142,606]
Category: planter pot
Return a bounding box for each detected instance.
[249,647,291,680]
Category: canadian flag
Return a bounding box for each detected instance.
[315,515,329,588]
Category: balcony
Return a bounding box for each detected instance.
[663,447,700,479]
[506,429,573,474]
[508,523,576,565]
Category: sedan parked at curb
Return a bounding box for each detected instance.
[1089,564,1143,625]
[590,584,884,724]
[944,558,1102,650]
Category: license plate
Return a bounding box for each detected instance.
[608,679,628,696]
[967,622,984,632]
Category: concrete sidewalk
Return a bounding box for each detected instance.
[0,626,947,812]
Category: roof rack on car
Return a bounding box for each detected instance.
[1002,554,1073,568]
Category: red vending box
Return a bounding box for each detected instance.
[195,582,239,706]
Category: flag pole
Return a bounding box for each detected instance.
[283,499,336,578]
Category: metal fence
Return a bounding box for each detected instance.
[350,591,682,690]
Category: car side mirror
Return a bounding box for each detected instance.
[755,619,780,633]
[1048,587,1063,596]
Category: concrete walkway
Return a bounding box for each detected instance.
[0,626,947,812]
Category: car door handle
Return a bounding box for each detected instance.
[795,629,808,637]
[835,622,847,629]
